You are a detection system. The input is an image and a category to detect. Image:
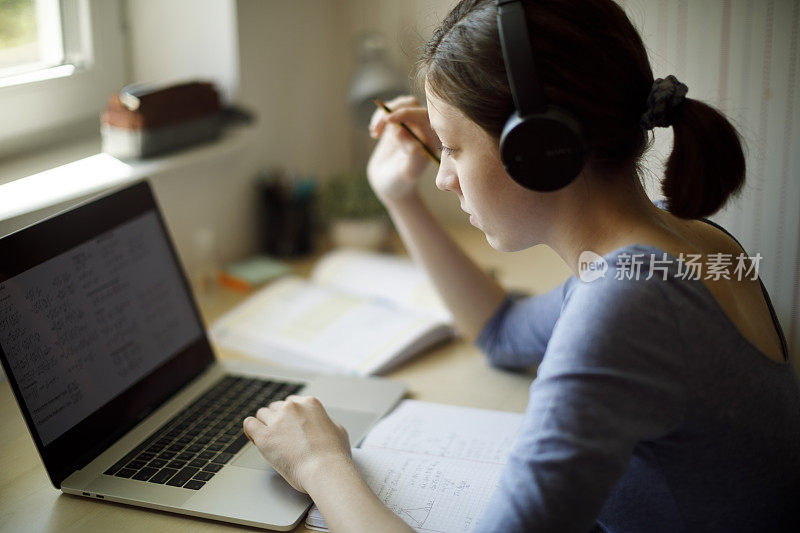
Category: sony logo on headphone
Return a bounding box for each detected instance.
[545,147,574,158]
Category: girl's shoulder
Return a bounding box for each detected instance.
[564,242,698,303]
[555,243,707,356]
[539,245,692,399]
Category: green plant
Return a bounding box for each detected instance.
[317,172,386,220]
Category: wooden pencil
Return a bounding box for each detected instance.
[373,99,441,165]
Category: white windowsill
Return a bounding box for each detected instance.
[0,64,76,90]
[0,125,256,222]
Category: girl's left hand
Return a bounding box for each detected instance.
[242,395,351,494]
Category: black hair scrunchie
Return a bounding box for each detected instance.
[640,74,689,130]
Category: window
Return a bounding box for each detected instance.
[0,0,65,82]
[0,0,126,156]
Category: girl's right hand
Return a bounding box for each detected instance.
[367,95,440,205]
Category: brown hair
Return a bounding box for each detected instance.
[414,0,745,219]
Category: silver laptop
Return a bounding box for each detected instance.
[0,180,405,530]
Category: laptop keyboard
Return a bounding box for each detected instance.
[102,375,304,490]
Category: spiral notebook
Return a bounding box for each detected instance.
[305,400,524,532]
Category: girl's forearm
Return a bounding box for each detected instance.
[304,455,414,533]
[385,192,507,341]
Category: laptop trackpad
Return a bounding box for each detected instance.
[232,407,377,471]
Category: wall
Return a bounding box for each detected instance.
[621,0,800,367]
[124,0,240,101]
[235,0,352,179]
[235,0,466,225]
[121,0,260,278]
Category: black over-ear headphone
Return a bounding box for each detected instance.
[496,0,587,191]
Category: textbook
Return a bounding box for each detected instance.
[304,400,524,532]
[210,249,455,375]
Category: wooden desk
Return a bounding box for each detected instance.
[0,224,571,532]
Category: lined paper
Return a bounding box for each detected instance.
[306,400,524,532]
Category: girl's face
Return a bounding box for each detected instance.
[426,85,549,252]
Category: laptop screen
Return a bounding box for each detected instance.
[0,181,214,487]
[0,210,203,446]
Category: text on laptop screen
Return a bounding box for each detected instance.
[0,211,203,446]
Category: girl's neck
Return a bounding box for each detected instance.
[548,170,674,275]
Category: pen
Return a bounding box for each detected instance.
[373,99,441,165]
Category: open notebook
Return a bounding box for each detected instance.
[306,400,524,532]
[210,249,455,375]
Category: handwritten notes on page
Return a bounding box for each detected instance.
[360,399,522,462]
[305,400,524,532]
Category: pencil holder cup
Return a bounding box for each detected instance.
[256,171,316,258]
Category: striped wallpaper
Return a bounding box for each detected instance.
[621,0,800,369]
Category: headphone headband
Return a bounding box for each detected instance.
[497,0,544,116]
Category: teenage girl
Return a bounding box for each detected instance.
[243,1,800,531]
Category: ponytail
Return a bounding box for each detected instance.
[662,99,746,219]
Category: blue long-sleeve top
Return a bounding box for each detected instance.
[473,218,800,532]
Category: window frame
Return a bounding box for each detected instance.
[0,0,126,151]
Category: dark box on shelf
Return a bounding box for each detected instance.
[101,81,223,160]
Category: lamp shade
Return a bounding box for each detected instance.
[347,32,406,127]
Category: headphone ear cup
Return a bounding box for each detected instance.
[500,107,587,192]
